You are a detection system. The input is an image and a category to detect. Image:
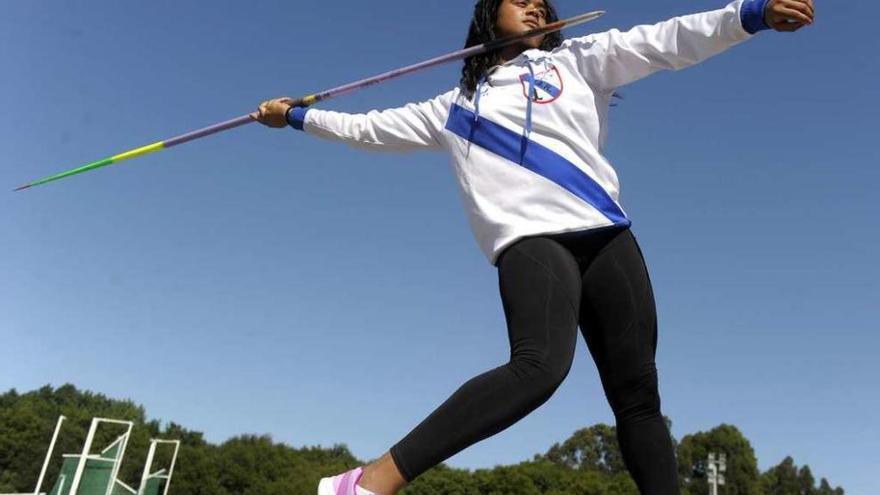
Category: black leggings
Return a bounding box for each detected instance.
[389,226,679,495]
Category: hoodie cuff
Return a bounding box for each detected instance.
[286,106,310,131]
[741,0,772,34]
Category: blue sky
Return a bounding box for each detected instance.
[1,0,877,493]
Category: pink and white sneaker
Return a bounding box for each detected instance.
[317,466,369,495]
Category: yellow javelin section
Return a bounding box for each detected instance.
[302,95,319,106]
[111,141,165,163]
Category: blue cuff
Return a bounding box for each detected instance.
[741,0,771,34]
[286,106,310,131]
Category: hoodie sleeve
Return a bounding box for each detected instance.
[558,0,765,93]
[287,88,457,153]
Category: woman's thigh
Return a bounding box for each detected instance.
[577,230,659,412]
[496,236,583,380]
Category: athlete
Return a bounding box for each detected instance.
[252,0,815,494]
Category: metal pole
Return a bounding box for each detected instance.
[709,462,716,495]
[707,452,726,495]
[34,416,66,495]
[162,441,180,495]
[105,423,134,495]
[69,419,99,495]
[136,441,158,495]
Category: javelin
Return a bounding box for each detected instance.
[14,10,605,192]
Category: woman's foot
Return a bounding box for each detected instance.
[316,452,407,495]
[317,466,379,495]
[358,452,408,495]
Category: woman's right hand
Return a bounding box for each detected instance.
[764,0,815,32]
[251,96,308,128]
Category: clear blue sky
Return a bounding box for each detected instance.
[2,0,877,493]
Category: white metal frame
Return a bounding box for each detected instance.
[67,418,134,495]
[23,416,180,495]
[136,440,180,495]
[34,416,66,495]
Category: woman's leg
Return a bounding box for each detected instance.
[577,229,680,495]
[365,237,582,493]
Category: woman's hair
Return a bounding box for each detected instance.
[460,0,563,99]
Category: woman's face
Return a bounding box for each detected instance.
[495,0,549,48]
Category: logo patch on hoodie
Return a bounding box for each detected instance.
[519,64,564,104]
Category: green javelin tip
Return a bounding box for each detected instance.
[14,157,115,192]
[14,141,166,192]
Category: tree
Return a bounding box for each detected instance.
[537,423,626,475]
[676,424,761,495]
[761,457,845,495]
[798,465,816,495]
[0,385,848,495]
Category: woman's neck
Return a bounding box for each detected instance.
[497,43,530,65]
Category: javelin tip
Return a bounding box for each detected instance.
[13,184,31,192]
[556,10,605,30]
[573,10,605,21]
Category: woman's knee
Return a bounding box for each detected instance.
[508,349,573,393]
[603,362,662,422]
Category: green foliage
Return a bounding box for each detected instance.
[676,424,761,495]
[537,423,626,475]
[0,385,846,495]
[759,456,844,495]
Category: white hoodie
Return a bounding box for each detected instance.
[288,0,769,266]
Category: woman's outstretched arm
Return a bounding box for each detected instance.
[252,89,457,153]
[560,0,815,92]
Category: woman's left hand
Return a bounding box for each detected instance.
[765,0,815,32]
[251,97,306,128]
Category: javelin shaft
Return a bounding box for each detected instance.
[15,10,604,192]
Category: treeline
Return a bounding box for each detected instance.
[0,385,844,495]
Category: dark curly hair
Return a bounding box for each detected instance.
[460,0,563,100]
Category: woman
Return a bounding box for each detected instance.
[253,0,815,494]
